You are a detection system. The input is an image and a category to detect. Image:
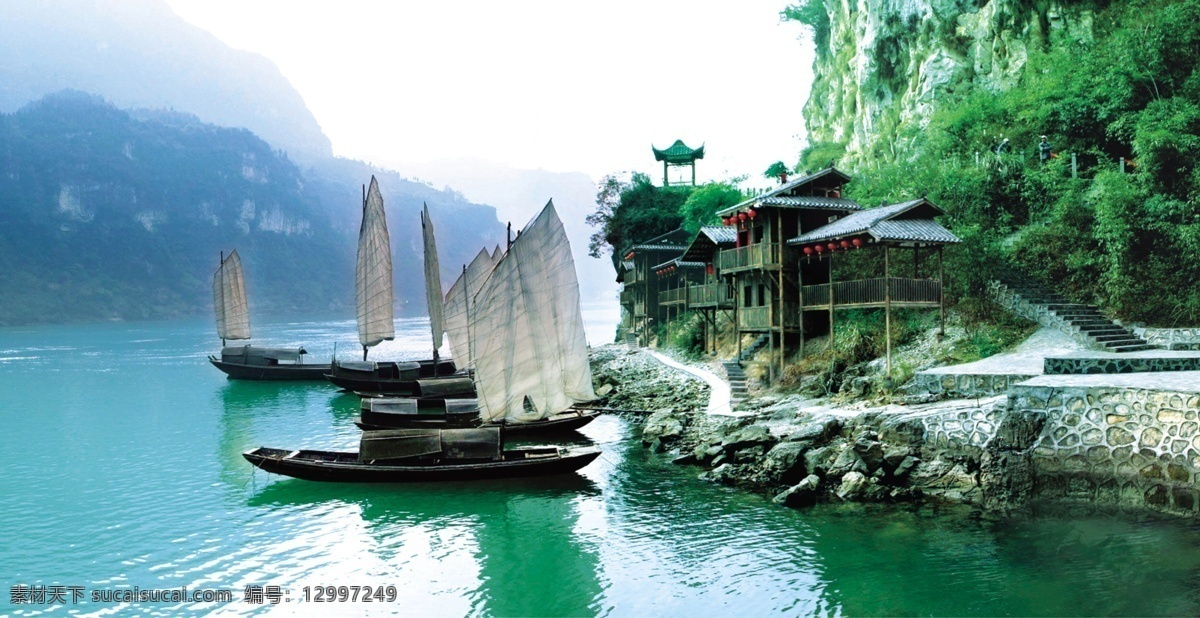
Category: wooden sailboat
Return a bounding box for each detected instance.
[352,201,599,433]
[325,178,465,394]
[243,202,604,482]
[208,249,330,380]
[242,427,600,482]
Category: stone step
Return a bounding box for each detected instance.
[1103,339,1149,348]
[1074,321,1121,330]
[1092,333,1136,342]
[1053,309,1103,317]
[1107,344,1156,353]
[1045,303,1095,311]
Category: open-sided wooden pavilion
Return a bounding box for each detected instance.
[786,197,961,378]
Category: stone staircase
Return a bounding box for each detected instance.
[624,331,639,348]
[993,272,1153,353]
[738,333,771,363]
[723,361,749,404]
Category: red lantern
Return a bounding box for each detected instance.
[738,212,748,222]
[814,244,824,254]
[852,237,863,248]
[706,263,714,275]
[831,190,841,198]
[748,208,758,219]
[840,239,851,249]
[827,242,837,252]
[721,216,731,226]
[803,246,814,255]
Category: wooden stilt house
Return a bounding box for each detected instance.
[651,256,704,326]
[714,167,861,378]
[677,226,736,353]
[617,228,692,345]
[787,197,961,379]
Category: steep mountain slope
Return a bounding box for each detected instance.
[0,92,504,326]
[0,0,331,164]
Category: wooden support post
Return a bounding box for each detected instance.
[1120,157,1126,174]
[736,275,743,361]
[938,246,945,337]
[1072,153,1078,178]
[914,245,919,278]
[691,162,696,186]
[828,253,834,354]
[777,209,785,380]
[885,245,892,380]
[663,161,669,187]
[799,252,805,358]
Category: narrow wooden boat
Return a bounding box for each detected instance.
[210,346,330,381]
[243,428,600,482]
[324,359,470,395]
[210,250,326,381]
[354,397,598,434]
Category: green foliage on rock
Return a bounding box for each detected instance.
[678,182,744,233]
[796,0,1200,326]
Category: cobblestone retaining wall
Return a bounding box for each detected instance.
[1043,355,1200,375]
[907,372,1035,399]
[1010,385,1200,516]
[1139,328,1200,351]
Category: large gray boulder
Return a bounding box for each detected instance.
[773,474,822,507]
[642,408,685,451]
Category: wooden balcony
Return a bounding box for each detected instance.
[687,283,733,309]
[717,243,785,274]
[800,277,942,309]
[619,288,635,306]
[660,286,688,306]
[738,304,800,331]
[624,268,643,285]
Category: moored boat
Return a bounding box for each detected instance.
[243,427,600,482]
[209,249,330,381]
[326,181,462,392]
[354,397,598,434]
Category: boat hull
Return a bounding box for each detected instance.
[243,446,600,482]
[325,359,467,395]
[209,358,331,381]
[355,409,599,435]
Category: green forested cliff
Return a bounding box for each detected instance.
[0,91,503,326]
[789,0,1200,326]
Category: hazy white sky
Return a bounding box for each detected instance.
[164,0,814,182]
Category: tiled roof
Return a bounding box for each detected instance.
[652,140,706,163]
[755,196,862,211]
[787,198,960,245]
[719,166,853,215]
[621,260,634,271]
[652,257,705,270]
[624,228,692,254]
[698,226,736,244]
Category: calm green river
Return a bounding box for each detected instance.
[3,316,1200,616]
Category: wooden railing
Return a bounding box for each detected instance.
[800,277,941,308]
[687,283,733,308]
[624,268,642,284]
[633,300,647,318]
[619,288,635,306]
[659,287,688,305]
[738,304,800,330]
[717,243,784,273]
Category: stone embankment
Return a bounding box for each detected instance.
[590,345,1200,518]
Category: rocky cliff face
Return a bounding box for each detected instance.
[803,0,1095,164]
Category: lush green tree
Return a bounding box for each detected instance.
[586,172,690,266]
[678,182,744,233]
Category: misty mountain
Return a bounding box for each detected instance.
[0,0,331,164]
[0,91,504,326]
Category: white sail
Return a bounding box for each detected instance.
[357,176,394,349]
[469,201,596,424]
[213,249,250,341]
[421,204,446,357]
[444,247,496,368]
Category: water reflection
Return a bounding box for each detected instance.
[247,476,605,616]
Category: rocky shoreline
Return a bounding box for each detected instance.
[589,345,1200,518]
